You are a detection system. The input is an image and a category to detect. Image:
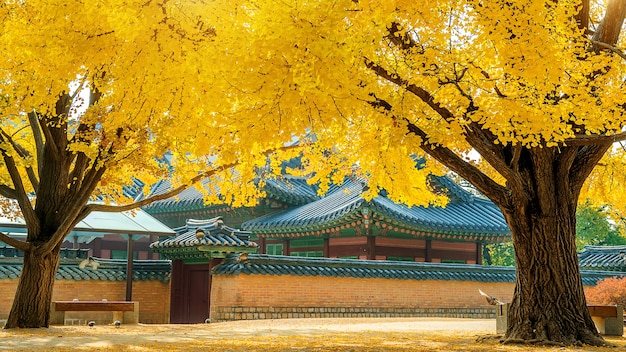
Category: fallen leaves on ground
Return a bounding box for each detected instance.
[0,321,624,351]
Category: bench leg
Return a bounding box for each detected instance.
[112,311,124,323]
[49,304,65,325]
[122,302,139,324]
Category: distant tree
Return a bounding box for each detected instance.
[486,202,626,265]
[483,242,515,267]
[576,201,626,250]
[586,277,626,307]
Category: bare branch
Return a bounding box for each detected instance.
[0,151,37,229]
[590,40,626,60]
[87,143,308,213]
[0,128,40,191]
[0,184,18,199]
[0,232,30,252]
[27,112,45,181]
[562,131,626,146]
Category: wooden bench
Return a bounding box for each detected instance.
[588,305,623,336]
[496,304,623,336]
[50,301,139,325]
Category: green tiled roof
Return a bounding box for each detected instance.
[212,254,621,286]
[150,217,257,260]
[142,179,233,214]
[262,176,320,205]
[143,175,319,215]
[579,246,626,271]
[0,257,171,283]
[242,177,510,242]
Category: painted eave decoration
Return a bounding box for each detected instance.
[242,177,511,242]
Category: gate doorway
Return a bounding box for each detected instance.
[170,262,211,323]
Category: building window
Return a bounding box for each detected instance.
[290,238,324,248]
[386,256,414,262]
[441,259,466,264]
[266,244,284,255]
[111,250,138,259]
[291,251,323,258]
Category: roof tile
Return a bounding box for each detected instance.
[213,254,620,286]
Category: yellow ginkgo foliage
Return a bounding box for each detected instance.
[1,0,625,347]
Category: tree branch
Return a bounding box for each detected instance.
[404,120,509,206]
[0,153,38,230]
[365,94,509,206]
[0,127,40,191]
[575,0,590,33]
[365,59,518,184]
[590,40,626,60]
[27,112,45,181]
[570,143,613,192]
[562,131,626,146]
[591,0,626,46]
[86,143,308,213]
[0,184,18,199]
[0,232,31,252]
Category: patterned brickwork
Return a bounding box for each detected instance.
[209,273,605,322]
[209,273,515,321]
[211,306,496,322]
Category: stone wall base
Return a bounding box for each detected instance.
[212,306,495,322]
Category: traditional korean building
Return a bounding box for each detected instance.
[144,174,510,264]
[579,245,626,272]
[243,177,509,264]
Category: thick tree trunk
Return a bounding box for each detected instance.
[503,204,604,345]
[4,247,61,328]
[496,148,609,346]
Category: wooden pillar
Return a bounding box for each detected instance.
[476,242,482,265]
[425,239,432,262]
[126,234,134,301]
[323,238,330,258]
[283,239,290,256]
[366,236,376,260]
[258,237,266,254]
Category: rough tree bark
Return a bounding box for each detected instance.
[5,245,62,328]
[498,147,609,346]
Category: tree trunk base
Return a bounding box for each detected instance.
[4,249,60,329]
[503,326,610,347]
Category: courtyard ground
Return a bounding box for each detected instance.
[0,317,624,351]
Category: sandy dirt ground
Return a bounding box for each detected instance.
[0,317,496,351]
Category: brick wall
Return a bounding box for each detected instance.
[210,274,516,321]
[0,279,170,325]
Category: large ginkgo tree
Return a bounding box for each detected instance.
[2,0,626,346]
[198,0,626,346]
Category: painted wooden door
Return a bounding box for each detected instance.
[186,266,210,323]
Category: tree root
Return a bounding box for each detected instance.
[475,334,503,343]
[502,338,567,347]
[501,335,614,348]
